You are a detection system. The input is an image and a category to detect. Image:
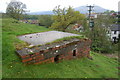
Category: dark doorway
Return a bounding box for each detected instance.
[54,55,60,63]
[73,49,76,56]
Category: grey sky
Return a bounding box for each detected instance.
[0,0,119,13]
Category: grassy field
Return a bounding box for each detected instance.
[2,18,118,78]
[0,18,2,79]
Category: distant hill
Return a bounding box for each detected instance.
[27,11,54,15]
[74,5,108,14]
[27,5,108,15]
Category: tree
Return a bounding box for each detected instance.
[88,25,114,53]
[50,6,85,31]
[39,15,54,28]
[104,10,115,14]
[6,0,26,20]
[84,14,116,53]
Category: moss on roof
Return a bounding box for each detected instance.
[46,35,87,45]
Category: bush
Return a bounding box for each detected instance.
[39,15,53,28]
[87,26,115,54]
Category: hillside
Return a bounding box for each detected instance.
[2,18,118,78]
[0,18,2,79]
[28,5,108,15]
[28,11,54,15]
[74,5,108,14]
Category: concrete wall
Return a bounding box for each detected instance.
[19,39,91,64]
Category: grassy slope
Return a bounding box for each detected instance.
[0,18,2,79]
[2,18,118,78]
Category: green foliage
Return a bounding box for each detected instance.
[0,18,2,79]
[81,19,90,36]
[6,0,27,20]
[95,14,114,27]
[38,15,54,27]
[88,25,114,53]
[23,15,39,20]
[84,13,117,54]
[104,10,115,14]
[116,14,120,24]
[0,13,10,18]
[23,15,54,28]
[50,6,85,31]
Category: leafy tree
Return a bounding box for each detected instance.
[95,14,114,28]
[104,10,115,14]
[85,14,116,53]
[117,14,120,24]
[6,0,27,20]
[39,15,54,28]
[88,25,114,53]
[50,6,85,31]
[24,15,39,20]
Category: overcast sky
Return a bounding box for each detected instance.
[0,0,120,13]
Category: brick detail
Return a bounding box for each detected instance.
[34,57,54,64]
[19,39,91,64]
[21,55,30,58]
[22,58,32,63]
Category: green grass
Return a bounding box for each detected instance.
[2,18,118,78]
[0,18,2,79]
[2,18,51,49]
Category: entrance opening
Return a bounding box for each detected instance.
[54,55,60,63]
[73,49,76,56]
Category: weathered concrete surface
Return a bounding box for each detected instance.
[17,31,80,46]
